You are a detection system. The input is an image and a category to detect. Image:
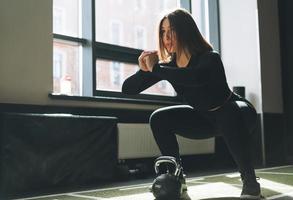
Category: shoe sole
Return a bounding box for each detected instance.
[240,194,262,199]
[181,183,187,191]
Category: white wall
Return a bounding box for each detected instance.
[219,0,282,113]
[219,0,263,112]
[0,0,52,105]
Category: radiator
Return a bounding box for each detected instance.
[118,123,215,159]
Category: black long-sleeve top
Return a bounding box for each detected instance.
[122,51,232,111]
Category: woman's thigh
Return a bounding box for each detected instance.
[150,105,217,139]
[213,100,257,136]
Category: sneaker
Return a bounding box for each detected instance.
[179,173,187,192]
[240,177,261,199]
[149,184,153,192]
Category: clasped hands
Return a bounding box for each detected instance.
[138,50,159,72]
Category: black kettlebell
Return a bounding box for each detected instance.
[151,156,182,200]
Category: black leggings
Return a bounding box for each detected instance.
[149,97,257,178]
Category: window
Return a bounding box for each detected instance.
[134,26,146,49]
[53,0,220,103]
[53,0,82,95]
[96,60,134,93]
[134,0,144,11]
[53,7,63,33]
[160,0,177,10]
[53,51,63,79]
[53,40,81,95]
[53,0,80,37]
[110,62,123,86]
[110,21,122,45]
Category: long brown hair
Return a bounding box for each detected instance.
[158,8,213,62]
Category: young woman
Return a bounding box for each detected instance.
[122,8,261,199]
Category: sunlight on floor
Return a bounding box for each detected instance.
[105,182,241,200]
[16,165,293,200]
[188,182,241,199]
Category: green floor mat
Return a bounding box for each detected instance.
[19,165,293,200]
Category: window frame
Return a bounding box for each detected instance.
[52,0,220,104]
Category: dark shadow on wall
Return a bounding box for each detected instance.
[279,0,293,163]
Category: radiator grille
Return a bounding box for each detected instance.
[118,123,215,159]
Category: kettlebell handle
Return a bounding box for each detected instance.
[154,156,181,176]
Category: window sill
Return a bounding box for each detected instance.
[48,93,181,106]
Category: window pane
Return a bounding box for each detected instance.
[95,0,178,49]
[96,59,176,96]
[53,40,81,95]
[192,0,209,41]
[53,0,80,37]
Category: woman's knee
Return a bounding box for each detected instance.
[150,105,193,124]
[234,101,257,133]
[149,108,169,129]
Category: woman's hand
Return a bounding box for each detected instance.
[138,50,158,72]
[145,52,159,72]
